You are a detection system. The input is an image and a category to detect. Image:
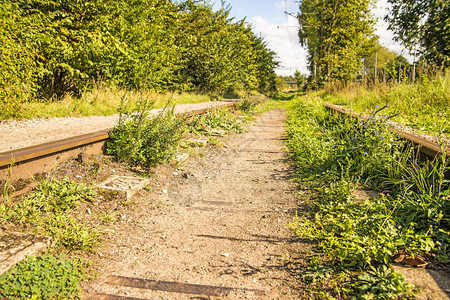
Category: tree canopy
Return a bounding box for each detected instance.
[385,0,450,67]
[0,0,278,117]
[297,0,376,86]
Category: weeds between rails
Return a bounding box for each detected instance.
[287,95,449,299]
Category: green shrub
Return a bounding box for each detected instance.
[0,254,90,299]
[107,105,186,167]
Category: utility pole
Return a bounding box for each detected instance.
[412,47,416,83]
[374,52,378,85]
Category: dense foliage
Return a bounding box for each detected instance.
[385,0,450,67]
[287,95,449,298]
[297,0,376,86]
[0,254,90,299]
[0,0,278,118]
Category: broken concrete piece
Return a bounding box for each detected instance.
[209,129,226,136]
[187,138,208,145]
[0,232,51,275]
[174,153,189,163]
[97,176,150,200]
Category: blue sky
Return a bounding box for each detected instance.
[212,0,412,76]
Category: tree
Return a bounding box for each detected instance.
[294,70,306,89]
[385,0,450,67]
[297,0,376,85]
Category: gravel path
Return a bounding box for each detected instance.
[0,101,234,153]
[82,109,307,299]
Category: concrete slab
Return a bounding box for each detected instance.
[174,153,189,163]
[97,176,150,200]
[0,232,51,275]
[186,138,209,146]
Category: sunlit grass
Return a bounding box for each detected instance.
[17,83,213,120]
[323,71,450,135]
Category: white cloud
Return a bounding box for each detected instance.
[251,15,308,76]
[374,0,414,62]
[274,1,287,11]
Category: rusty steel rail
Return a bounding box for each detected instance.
[0,98,262,181]
[324,103,450,158]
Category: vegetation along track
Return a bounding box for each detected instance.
[0,98,260,183]
[325,102,450,161]
[82,108,305,299]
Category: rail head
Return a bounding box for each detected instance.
[0,98,260,169]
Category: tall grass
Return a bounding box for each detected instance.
[324,70,450,134]
[8,82,213,120]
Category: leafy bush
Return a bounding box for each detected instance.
[107,105,186,167]
[0,3,37,118]
[0,254,90,299]
[0,178,100,251]
[0,0,279,118]
[235,99,259,114]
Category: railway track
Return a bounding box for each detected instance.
[0,98,254,182]
[324,102,450,159]
[1,98,447,183]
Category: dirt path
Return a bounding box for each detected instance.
[83,109,307,299]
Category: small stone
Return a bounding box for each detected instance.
[173,172,179,176]
[221,253,230,257]
[162,189,168,194]
[93,162,102,172]
[77,152,88,164]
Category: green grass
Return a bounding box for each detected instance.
[323,71,450,135]
[286,94,449,299]
[0,178,101,251]
[11,82,213,120]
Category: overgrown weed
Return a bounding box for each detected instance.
[0,254,90,299]
[0,177,100,251]
[287,94,449,298]
[324,71,450,135]
[107,97,187,168]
